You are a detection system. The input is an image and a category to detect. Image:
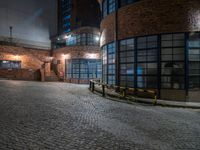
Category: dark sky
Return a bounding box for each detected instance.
[0,0,57,47]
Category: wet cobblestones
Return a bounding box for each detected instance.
[0,80,200,150]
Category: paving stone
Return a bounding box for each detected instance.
[0,80,200,150]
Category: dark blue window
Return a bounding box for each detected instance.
[102,0,116,18]
[119,38,135,87]
[102,0,139,18]
[0,60,21,69]
[161,33,185,89]
[188,32,200,89]
[102,42,116,85]
[103,0,108,18]
[137,35,158,89]
[66,34,100,46]
[120,0,138,7]
[61,0,72,33]
[66,59,102,79]
[108,0,116,14]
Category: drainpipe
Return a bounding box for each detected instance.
[115,0,119,88]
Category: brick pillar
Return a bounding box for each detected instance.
[45,62,51,77]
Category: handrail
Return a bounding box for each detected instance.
[89,79,158,105]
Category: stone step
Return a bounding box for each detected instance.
[45,70,60,82]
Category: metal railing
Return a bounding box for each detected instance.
[89,79,158,105]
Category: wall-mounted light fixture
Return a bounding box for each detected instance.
[95,36,100,42]
[87,53,98,59]
[64,34,72,39]
[62,54,70,59]
[14,54,20,61]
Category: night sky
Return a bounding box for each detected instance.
[0,0,57,47]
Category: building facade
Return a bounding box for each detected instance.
[52,27,101,84]
[0,0,101,83]
[57,0,101,34]
[98,0,200,102]
[52,0,102,84]
[0,45,50,80]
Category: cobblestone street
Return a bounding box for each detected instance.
[0,80,200,150]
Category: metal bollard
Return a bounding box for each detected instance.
[92,82,95,92]
[122,88,126,98]
[102,85,105,97]
[89,81,92,90]
[153,95,157,105]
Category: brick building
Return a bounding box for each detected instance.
[0,45,50,81]
[57,0,101,34]
[97,0,200,102]
[0,0,56,81]
[0,0,101,83]
[52,27,101,84]
[51,0,102,84]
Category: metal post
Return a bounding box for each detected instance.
[134,38,138,96]
[89,81,92,90]
[185,33,189,101]
[64,59,66,82]
[153,95,157,105]
[92,82,95,92]
[9,26,13,43]
[122,88,126,98]
[115,0,119,89]
[157,35,161,99]
[102,85,105,97]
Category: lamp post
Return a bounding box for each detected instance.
[9,26,13,43]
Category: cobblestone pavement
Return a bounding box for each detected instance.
[0,80,200,150]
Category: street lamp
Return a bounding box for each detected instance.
[9,26,13,43]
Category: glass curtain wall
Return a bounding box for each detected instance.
[119,38,135,87]
[102,32,200,92]
[137,35,158,89]
[66,34,99,46]
[66,59,102,80]
[61,0,72,33]
[188,32,200,89]
[102,46,108,83]
[161,33,185,89]
[102,42,116,85]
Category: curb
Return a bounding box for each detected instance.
[90,89,200,109]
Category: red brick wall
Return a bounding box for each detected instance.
[0,45,50,80]
[100,13,116,46]
[100,0,200,46]
[0,69,39,80]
